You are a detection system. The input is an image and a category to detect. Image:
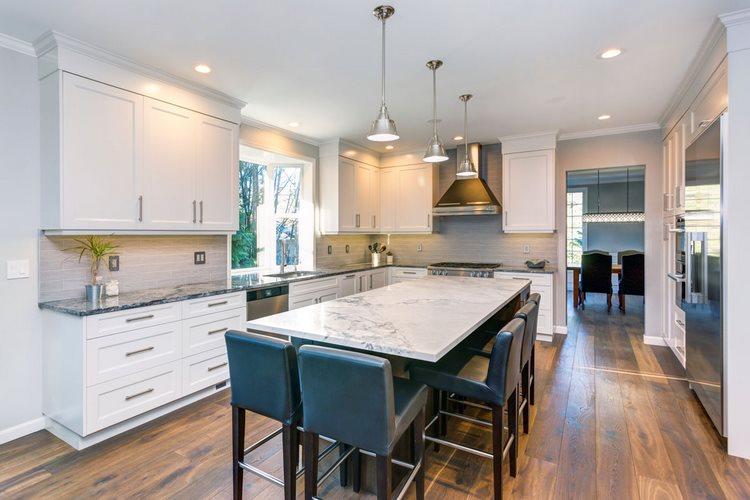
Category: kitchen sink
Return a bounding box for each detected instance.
[263,270,324,279]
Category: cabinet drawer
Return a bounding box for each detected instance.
[183,308,245,357]
[289,277,338,296]
[85,362,181,434]
[183,347,229,395]
[86,302,182,340]
[86,322,182,386]
[391,267,427,278]
[182,292,244,319]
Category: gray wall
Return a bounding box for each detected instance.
[0,47,42,438]
[586,223,644,255]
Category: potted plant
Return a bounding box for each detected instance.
[368,242,386,266]
[68,235,119,302]
[385,251,394,265]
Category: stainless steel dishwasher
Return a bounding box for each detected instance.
[246,285,289,339]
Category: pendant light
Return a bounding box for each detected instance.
[367,5,399,142]
[423,60,449,163]
[456,94,478,178]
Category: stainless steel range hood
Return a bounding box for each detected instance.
[433,143,501,216]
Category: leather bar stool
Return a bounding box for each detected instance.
[298,345,429,500]
[409,318,526,500]
[226,332,351,499]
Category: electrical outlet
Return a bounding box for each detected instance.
[327,245,332,255]
[523,244,530,254]
[417,243,423,252]
[194,251,206,265]
[108,255,120,272]
[346,245,350,254]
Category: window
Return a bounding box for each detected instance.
[566,191,584,266]
[232,146,313,272]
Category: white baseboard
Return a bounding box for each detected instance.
[0,417,45,446]
[553,325,568,335]
[537,333,554,343]
[643,335,667,346]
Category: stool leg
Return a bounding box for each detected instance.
[339,444,349,487]
[432,389,441,452]
[508,387,519,478]
[304,432,319,500]
[376,453,393,500]
[491,405,504,500]
[521,363,530,434]
[282,424,297,500]
[413,409,425,500]
[530,346,536,406]
[353,448,362,493]
[440,390,448,437]
[232,405,245,500]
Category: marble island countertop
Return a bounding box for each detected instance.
[38,260,551,317]
[246,275,531,362]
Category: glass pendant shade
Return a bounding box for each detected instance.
[368,104,399,142]
[423,135,448,162]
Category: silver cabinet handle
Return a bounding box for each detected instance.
[125,388,154,401]
[199,200,203,223]
[356,214,360,228]
[208,300,228,308]
[372,215,376,228]
[126,314,155,323]
[427,214,430,227]
[345,274,356,278]
[698,119,711,129]
[668,273,685,282]
[138,195,143,222]
[676,319,686,327]
[192,200,197,223]
[208,327,228,335]
[404,271,417,275]
[125,346,154,357]
[208,362,228,372]
[369,275,373,288]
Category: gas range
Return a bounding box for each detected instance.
[426,262,502,278]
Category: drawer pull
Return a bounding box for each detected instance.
[208,362,228,372]
[208,327,228,335]
[403,271,417,275]
[125,388,154,401]
[125,346,155,357]
[698,119,712,129]
[126,314,155,323]
[345,274,356,278]
[208,300,228,308]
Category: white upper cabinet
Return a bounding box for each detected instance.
[501,148,556,232]
[379,163,438,234]
[45,73,143,230]
[319,140,380,234]
[37,34,243,233]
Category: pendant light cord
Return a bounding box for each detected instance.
[432,68,438,137]
[464,100,469,161]
[381,17,386,107]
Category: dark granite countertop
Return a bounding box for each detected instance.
[38,261,554,317]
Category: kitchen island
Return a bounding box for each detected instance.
[246,275,531,362]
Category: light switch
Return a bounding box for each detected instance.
[7,259,30,280]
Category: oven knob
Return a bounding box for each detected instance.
[442,270,448,276]
[431,270,437,275]
[483,272,489,278]
[470,271,476,277]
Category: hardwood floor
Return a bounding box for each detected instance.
[2,295,749,499]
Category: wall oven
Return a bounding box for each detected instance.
[669,216,686,308]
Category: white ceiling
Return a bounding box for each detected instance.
[0,0,746,152]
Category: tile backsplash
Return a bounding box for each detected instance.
[315,234,375,268]
[40,235,228,302]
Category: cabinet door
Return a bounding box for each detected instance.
[673,124,686,212]
[369,269,387,289]
[61,74,143,229]
[379,168,397,233]
[143,98,197,229]
[397,165,431,232]
[368,166,380,231]
[502,149,555,232]
[196,114,238,230]
[318,290,339,304]
[338,274,358,298]
[289,291,317,310]
[338,158,357,231]
[355,162,373,232]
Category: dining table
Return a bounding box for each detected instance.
[567,263,622,308]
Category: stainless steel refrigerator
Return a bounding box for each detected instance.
[683,113,725,436]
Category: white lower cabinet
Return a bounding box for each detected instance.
[42,291,243,448]
[389,267,427,284]
[494,272,554,338]
[338,273,359,298]
[289,277,339,310]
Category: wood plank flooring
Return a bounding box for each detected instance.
[1,294,749,499]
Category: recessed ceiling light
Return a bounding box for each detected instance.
[288,122,300,128]
[599,48,622,59]
[453,136,463,141]
[194,64,212,74]
[385,145,394,150]
[598,114,611,120]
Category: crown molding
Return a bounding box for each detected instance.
[497,130,559,143]
[240,116,322,147]
[558,122,661,141]
[0,32,35,57]
[338,138,383,158]
[720,8,750,28]
[659,19,725,129]
[32,30,246,110]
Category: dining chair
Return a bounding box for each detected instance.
[580,251,613,311]
[298,345,428,500]
[618,252,645,312]
[617,249,642,264]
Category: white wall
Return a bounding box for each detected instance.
[723,11,750,459]
[0,46,43,442]
[555,131,663,336]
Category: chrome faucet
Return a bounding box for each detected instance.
[280,238,287,274]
